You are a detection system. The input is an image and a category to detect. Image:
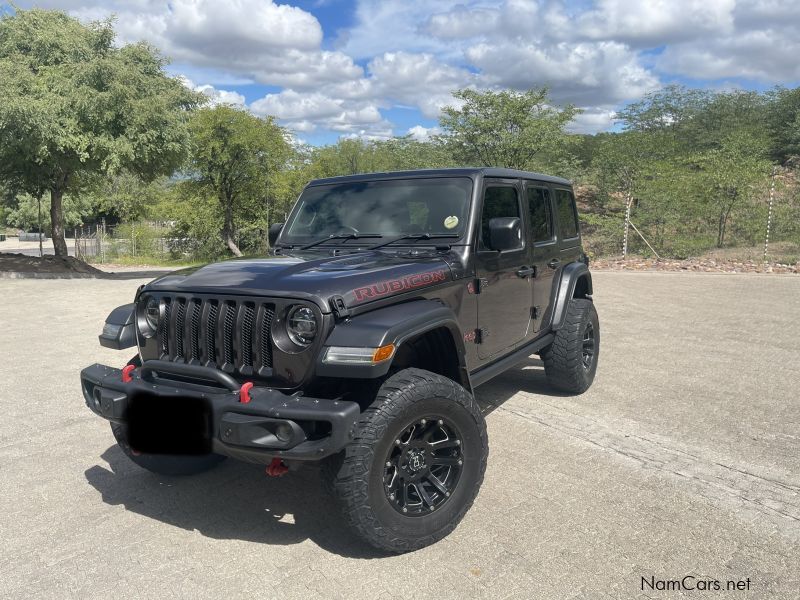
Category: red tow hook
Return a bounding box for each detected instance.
[121,364,136,383]
[266,458,289,477]
[239,381,254,403]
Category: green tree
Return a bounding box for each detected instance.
[187,105,291,256]
[765,86,800,163]
[692,130,772,247]
[85,173,171,223]
[439,88,580,169]
[0,8,202,256]
[616,85,711,133]
[5,192,93,232]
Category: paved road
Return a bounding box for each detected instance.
[1,272,798,599]
[0,241,75,257]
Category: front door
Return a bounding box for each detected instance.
[475,180,532,359]
[525,184,559,332]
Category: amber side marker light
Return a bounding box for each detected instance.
[322,343,396,365]
[372,344,395,363]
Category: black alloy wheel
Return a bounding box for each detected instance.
[582,321,596,369]
[383,417,463,516]
[325,368,488,553]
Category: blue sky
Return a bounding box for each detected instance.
[10,1,800,145]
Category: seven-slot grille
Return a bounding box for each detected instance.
[155,295,276,378]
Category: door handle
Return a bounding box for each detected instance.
[516,266,535,278]
[547,258,561,269]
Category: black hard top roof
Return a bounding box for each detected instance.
[307,167,572,187]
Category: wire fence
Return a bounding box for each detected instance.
[73,221,178,262]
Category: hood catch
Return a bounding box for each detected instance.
[329,295,350,319]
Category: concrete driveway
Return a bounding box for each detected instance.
[1,272,798,599]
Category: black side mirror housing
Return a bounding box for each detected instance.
[268,222,284,247]
[98,303,137,350]
[488,217,522,252]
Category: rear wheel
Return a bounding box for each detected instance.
[325,368,488,553]
[541,298,599,394]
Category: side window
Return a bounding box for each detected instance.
[480,186,521,250]
[554,189,579,239]
[527,187,553,243]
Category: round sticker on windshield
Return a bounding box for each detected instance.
[444,215,459,229]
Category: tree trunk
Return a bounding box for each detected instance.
[221,197,243,257]
[717,208,727,248]
[50,186,69,258]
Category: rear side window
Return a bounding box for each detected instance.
[554,189,579,239]
[527,187,553,243]
[480,186,521,249]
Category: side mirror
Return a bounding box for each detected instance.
[488,217,522,252]
[268,222,284,247]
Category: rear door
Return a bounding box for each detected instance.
[525,183,559,333]
[475,179,531,359]
[553,187,582,265]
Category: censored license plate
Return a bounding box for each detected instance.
[126,393,212,455]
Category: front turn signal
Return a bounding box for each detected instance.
[371,344,395,363]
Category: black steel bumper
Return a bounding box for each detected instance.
[79,361,360,463]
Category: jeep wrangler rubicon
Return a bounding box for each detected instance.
[81,168,598,553]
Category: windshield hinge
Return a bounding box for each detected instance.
[329,295,350,319]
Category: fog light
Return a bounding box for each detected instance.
[275,423,293,443]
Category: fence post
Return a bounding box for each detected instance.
[763,166,777,262]
[622,194,632,259]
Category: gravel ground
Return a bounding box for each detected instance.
[1,272,798,599]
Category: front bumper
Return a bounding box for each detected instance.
[80,361,360,462]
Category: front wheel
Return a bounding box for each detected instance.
[325,368,488,553]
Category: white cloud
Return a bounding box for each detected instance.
[368,52,474,118]
[567,108,618,134]
[466,40,659,105]
[406,125,442,141]
[423,6,501,40]
[656,1,800,81]
[250,89,390,136]
[338,0,464,59]
[577,0,736,47]
[178,76,246,107]
[19,0,800,138]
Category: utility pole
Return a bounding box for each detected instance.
[37,194,43,258]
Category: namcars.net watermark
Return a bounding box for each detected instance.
[642,575,752,593]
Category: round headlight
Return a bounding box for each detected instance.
[286,306,317,347]
[143,297,160,334]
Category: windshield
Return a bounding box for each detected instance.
[281,177,473,244]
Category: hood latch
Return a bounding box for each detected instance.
[330,295,350,319]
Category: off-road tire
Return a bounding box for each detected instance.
[541,298,599,394]
[109,355,226,476]
[325,368,488,553]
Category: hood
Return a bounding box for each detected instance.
[143,250,455,313]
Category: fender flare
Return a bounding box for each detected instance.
[316,299,470,390]
[550,262,593,332]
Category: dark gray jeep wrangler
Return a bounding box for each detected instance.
[81,168,598,553]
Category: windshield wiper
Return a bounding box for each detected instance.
[367,233,460,251]
[299,232,382,250]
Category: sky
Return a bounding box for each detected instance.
[8,0,800,145]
